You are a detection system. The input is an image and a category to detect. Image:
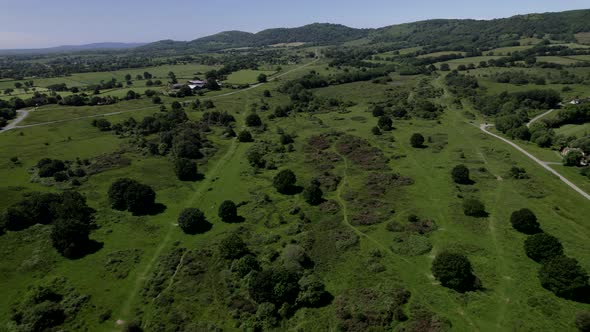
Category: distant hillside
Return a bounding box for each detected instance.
[139,23,370,52]
[0,42,147,55]
[140,9,590,53]
[370,9,590,50]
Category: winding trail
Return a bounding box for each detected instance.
[0,109,30,132]
[526,109,557,128]
[479,124,590,201]
[0,59,320,134]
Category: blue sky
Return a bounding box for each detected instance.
[1,0,589,49]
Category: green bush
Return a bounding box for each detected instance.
[510,208,541,234]
[539,256,589,302]
[524,233,563,263]
[432,251,478,292]
[178,208,210,234]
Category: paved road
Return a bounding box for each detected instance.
[527,109,557,127]
[480,124,590,201]
[0,59,319,133]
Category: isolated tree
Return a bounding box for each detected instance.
[218,200,238,222]
[440,63,451,71]
[143,71,152,79]
[108,178,136,210]
[124,182,156,214]
[171,101,182,111]
[92,118,111,131]
[168,71,177,84]
[50,218,91,258]
[14,82,23,89]
[524,233,564,263]
[371,126,382,136]
[152,96,161,104]
[124,74,132,81]
[410,133,425,148]
[452,164,471,184]
[273,169,297,194]
[371,105,385,117]
[257,73,268,83]
[432,251,478,292]
[378,115,393,131]
[539,256,589,302]
[178,208,209,234]
[303,180,323,205]
[219,233,248,259]
[463,198,486,217]
[263,90,272,98]
[510,208,541,234]
[238,130,253,142]
[246,113,262,127]
[174,158,198,181]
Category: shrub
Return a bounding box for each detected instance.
[463,198,486,217]
[273,169,297,194]
[564,150,584,166]
[178,208,210,234]
[37,159,66,178]
[452,164,471,184]
[432,251,478,292]
[231,255,260,278]
[248,268,299,304]
[410,133,425,148]
[576,311,590,332]
[539,256,589,302]
[377,116,393,131]
[524,233,563,263]
[238,130,253,142]
[219,233,248,259]
[371,126,382,136]
[246,113,262,127]
[510,208,541,234]
[303,181,323,205]
[174,158,198,181]
[218,200,238,222]
[51,218,91,258]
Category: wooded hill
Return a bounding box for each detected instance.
[138,9,590,53]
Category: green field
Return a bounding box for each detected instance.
[225,69,278,85]
[438,56,506,69]
[417,51,466,58]
[556,123,590,138]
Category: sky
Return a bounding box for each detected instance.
[1,0,589,49]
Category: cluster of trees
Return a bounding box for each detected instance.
[0,98,20,128]
[1,191,96,258]
[108,178,156,215]
[510,208,590,303]
[492,71,547,85]
[35,158,87,183]
[215,232,330,329]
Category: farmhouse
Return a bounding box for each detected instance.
[561,147,589,166]
[188,80,206,90]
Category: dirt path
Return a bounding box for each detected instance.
[480,124,590,201]
[526,109,556,128]
[118,128,241,324]
[0,109,30,132]
[0,59,320,134]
